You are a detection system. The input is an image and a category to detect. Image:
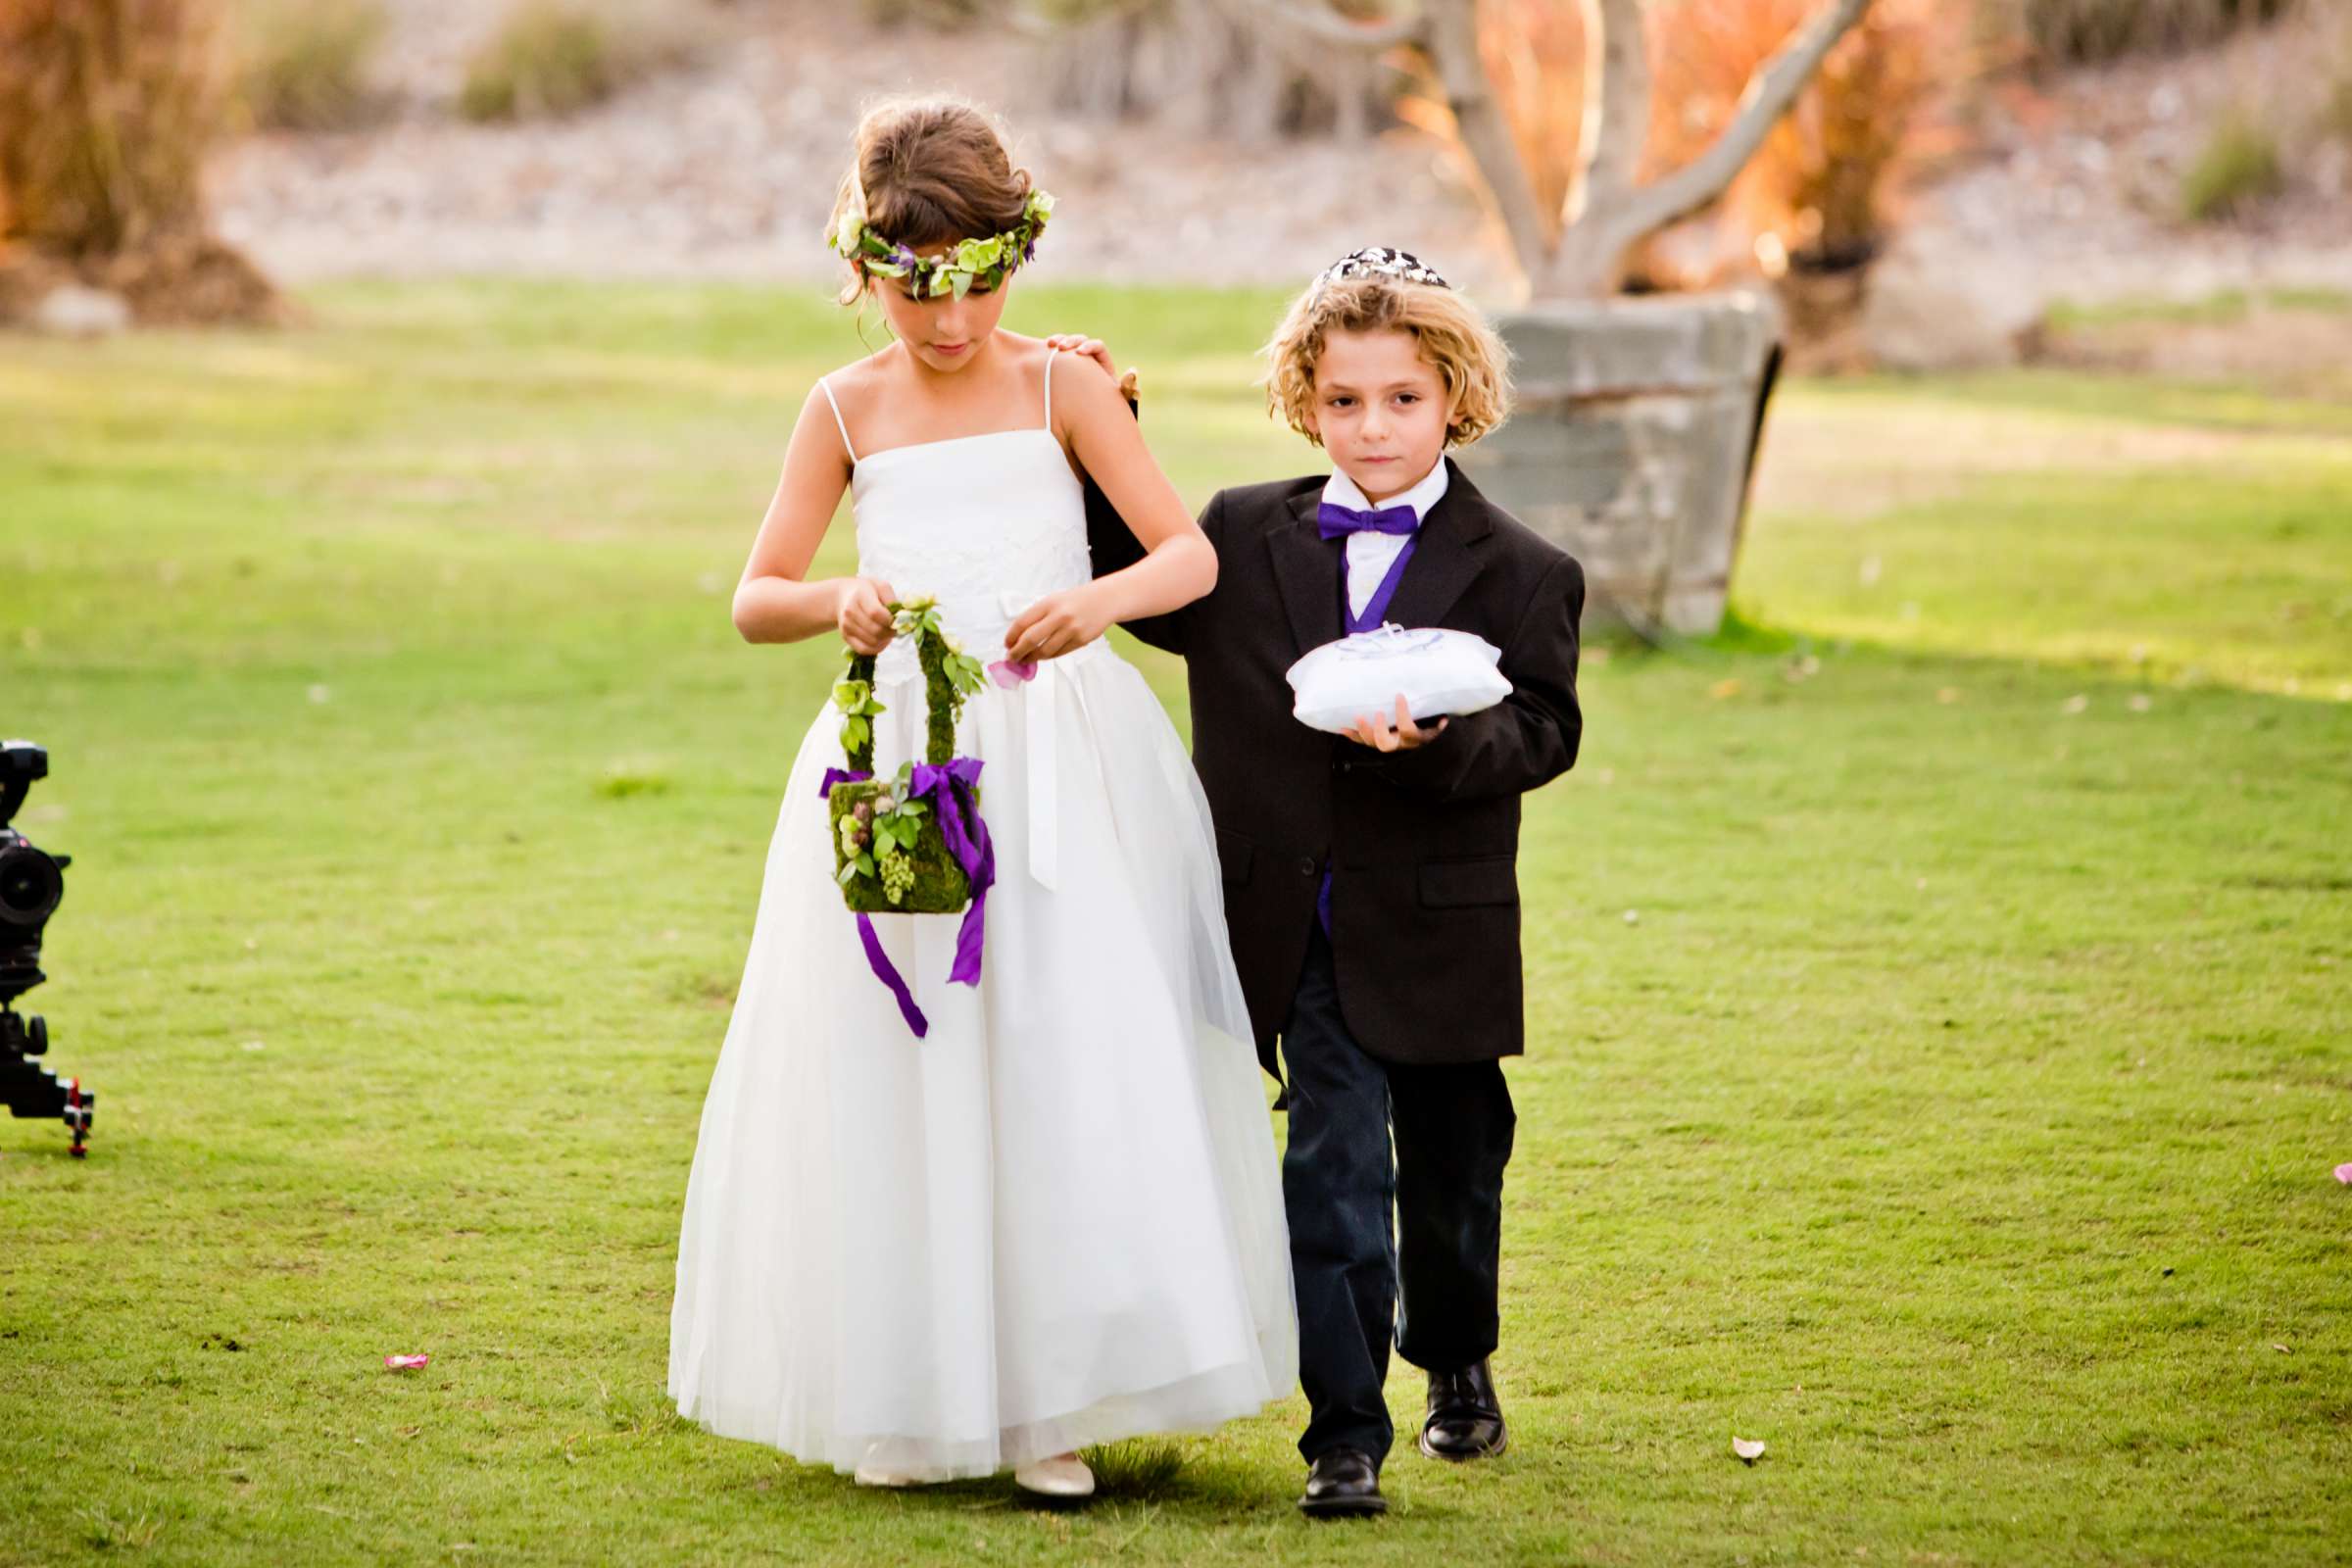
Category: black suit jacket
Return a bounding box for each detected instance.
[1088,458,1584,1079]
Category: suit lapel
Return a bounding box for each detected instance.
[1381,457,1491,630]
[1269,490,1342,658]
[1266,461,1494,656]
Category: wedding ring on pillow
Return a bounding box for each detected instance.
[1286,622,1511,735]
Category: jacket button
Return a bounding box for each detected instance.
[1298,858,1318,877]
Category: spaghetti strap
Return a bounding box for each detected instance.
[817,376,858,463]
[1042,345,1059,432]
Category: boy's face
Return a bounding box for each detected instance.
[1303,326,1451,503]
[870,242,1013,373]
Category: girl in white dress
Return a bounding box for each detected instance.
[665,97,1297,1497]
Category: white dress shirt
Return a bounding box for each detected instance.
[1321,458,1450,622]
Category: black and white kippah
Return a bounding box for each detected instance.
[1314,246,1451,290]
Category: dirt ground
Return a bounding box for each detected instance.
[208,0,2352,314]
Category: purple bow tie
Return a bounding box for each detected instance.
[1316,500,1420,541]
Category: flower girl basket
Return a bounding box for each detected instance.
[817,599,996,1036]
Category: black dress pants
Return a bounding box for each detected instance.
[1278,921,1516,1466]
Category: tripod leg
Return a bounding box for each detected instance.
[67,1079,89,1157]
[2,1012,93,1152]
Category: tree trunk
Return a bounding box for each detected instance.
[1541,0,1872,300]
[1049,0,1397,142]
[1420,0,1551,284]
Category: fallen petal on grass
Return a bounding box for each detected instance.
[384,1353,430,1371]
[1733,1437,1766,1463]
[2334,1162,2352,1185]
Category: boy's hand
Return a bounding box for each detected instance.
[1345,695,1449,752]
[836,576,898,656]
[1043,333,1120,384]
[1005,582,1112,662]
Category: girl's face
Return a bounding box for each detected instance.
[868,243,1014,373]
[1302,326,1452,503]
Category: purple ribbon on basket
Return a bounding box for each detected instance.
[817,766,871,798]
[817,760,996,1039]
[910,758,996,986]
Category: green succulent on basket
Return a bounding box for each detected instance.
[825,597,989,915]
[832,672,884,760]
[834,762,938,904]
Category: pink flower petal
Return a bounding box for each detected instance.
[2335,1163,2352,1186]
[383,1352,430,1371]
[987,660,1038,688]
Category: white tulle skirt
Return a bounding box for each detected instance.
[666,639,1298,1480]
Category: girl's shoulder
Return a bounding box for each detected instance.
[820,344,901,400]
[989,330,1062,392]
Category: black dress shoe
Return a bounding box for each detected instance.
[1298,1447,1388,1518]
[1419,1357,1508,1460]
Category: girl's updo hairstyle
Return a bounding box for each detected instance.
[827,97,1034,307]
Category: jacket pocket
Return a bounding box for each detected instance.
[1417,856,1518,908]
[1215,828,1256,887]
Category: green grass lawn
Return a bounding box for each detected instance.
[3,279,2348,1566]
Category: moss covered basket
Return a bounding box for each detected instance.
[824,599,988,915]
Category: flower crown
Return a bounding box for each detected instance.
[829,187,1056,300]
[1313,246,1451,292]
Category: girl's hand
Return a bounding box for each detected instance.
[1345,695,1449,752]
[1043,333,1119,384]
[836,576,898,656]
[1004,583,1111,662]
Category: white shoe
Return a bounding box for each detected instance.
[1012,1453,1096,1499]
[853,1446,920,1489]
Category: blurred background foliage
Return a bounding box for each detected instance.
[3,0,2347,327]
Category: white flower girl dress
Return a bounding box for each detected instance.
[667,349,1297,1481]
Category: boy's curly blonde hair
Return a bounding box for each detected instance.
[1262,274,1513,449]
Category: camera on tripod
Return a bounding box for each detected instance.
[3,740,93,1155]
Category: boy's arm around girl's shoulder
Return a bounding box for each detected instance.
[1357,528,1586,806]
[1082,470,1239,659]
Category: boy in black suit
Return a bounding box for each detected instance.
[1065,248,1583,1517]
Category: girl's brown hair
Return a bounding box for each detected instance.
[1262,275,1514,449]
[827,96,1032,306]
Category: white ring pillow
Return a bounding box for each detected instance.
[1285,622,1513,735]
